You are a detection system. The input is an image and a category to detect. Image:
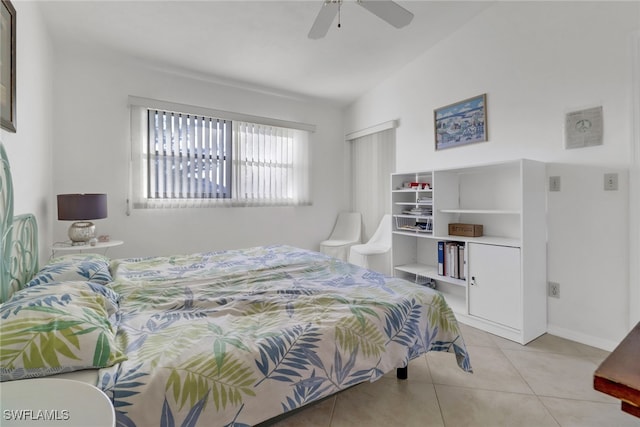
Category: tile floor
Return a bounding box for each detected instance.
[268,324,640,427]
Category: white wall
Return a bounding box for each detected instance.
[52,48,348,258]
[345,2,640,349]
[0,1,53,265]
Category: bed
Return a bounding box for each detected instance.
[0,142,471,426]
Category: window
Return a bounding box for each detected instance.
[147,110,232,200]
[129,97,313,208]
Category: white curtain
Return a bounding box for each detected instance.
[350,128,396,241]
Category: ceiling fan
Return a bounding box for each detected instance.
[308,0,414,39]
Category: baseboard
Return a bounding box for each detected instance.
[546,324,620,352]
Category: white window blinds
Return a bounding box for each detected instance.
[235,122,309,206]
[129,98,312,209]
[148,110,232,200]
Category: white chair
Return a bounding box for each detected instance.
[319,212,362,261]
[348,214,392,275]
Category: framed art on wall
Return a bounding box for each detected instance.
[434,94,487,150]
[1,0,16,133]
[564,106,603,149]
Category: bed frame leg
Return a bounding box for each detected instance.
[396,366,408,380]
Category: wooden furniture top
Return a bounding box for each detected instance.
[593,321,640,418]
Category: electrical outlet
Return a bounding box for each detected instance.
[604,173,618,191]
[548,282,560,298]
[549,176,561,192]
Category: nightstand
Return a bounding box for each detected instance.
[0,378,115,426]
[51,240,123,258]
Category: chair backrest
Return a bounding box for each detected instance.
[366,214,392,246]
[329,212,362,242]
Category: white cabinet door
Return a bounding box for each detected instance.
[468,243,521,330]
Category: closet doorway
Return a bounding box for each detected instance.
[348,125,396,242]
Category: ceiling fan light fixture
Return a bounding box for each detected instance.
[308,0,414,39]
[308,0,341,39]
[357,0,414,29]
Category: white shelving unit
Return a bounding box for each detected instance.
[391,159,547,344]
[391,172,434,236]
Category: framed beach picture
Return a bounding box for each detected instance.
[1,0,16,133]
[434,94,487,150]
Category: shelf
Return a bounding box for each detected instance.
[396,213,433,218]
[439,209,520,215]
[394,263,466,287]
[52,240,124,257]
[395,202,433,206]
[392,189,433,193]
[394,214,432,235]
[392,160,547,345]
[395,226,433,234]
[433,235,521,247]
[394,263,466,314]
[392,231,520,247]
[393,230,433,237]
[394,263,433,276]
[395,214,433,219]
[52,240,124,250]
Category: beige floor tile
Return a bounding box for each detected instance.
[490,332,611,363]
[331,377,444,427]
[435,384,559,427]
[502,349,614,403]
[540,396,640,427]
[570,342,611,364]
[492,333,586,355]
[458,322,500,348]
[264,332,623,426]
[488,333,531,351]
[427,345,533,394]
[268,395,335,427]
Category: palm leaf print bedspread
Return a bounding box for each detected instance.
[101,245,471,426]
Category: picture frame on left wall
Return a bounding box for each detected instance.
[1,0,16,133]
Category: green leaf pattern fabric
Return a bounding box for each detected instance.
[27,254,113,286]
[0,282,126,380]
[99,245,471,426]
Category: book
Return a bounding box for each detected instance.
[447,242,458,278]
[438,241,445,275]
[458,244,466,280]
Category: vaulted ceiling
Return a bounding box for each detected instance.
[38,1,492,105]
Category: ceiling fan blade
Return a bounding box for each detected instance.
[308,1,340,39]
[357,0,414,29]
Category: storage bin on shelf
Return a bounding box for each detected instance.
[415,274,436,289]
[394,215,433,233]
[448,223,483,237]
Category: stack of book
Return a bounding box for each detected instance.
[438,241,466,280]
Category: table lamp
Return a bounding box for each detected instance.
[57,193,108,245]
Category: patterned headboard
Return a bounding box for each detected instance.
[0,142,39,302]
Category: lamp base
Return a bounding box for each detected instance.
[68,221,96,245]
